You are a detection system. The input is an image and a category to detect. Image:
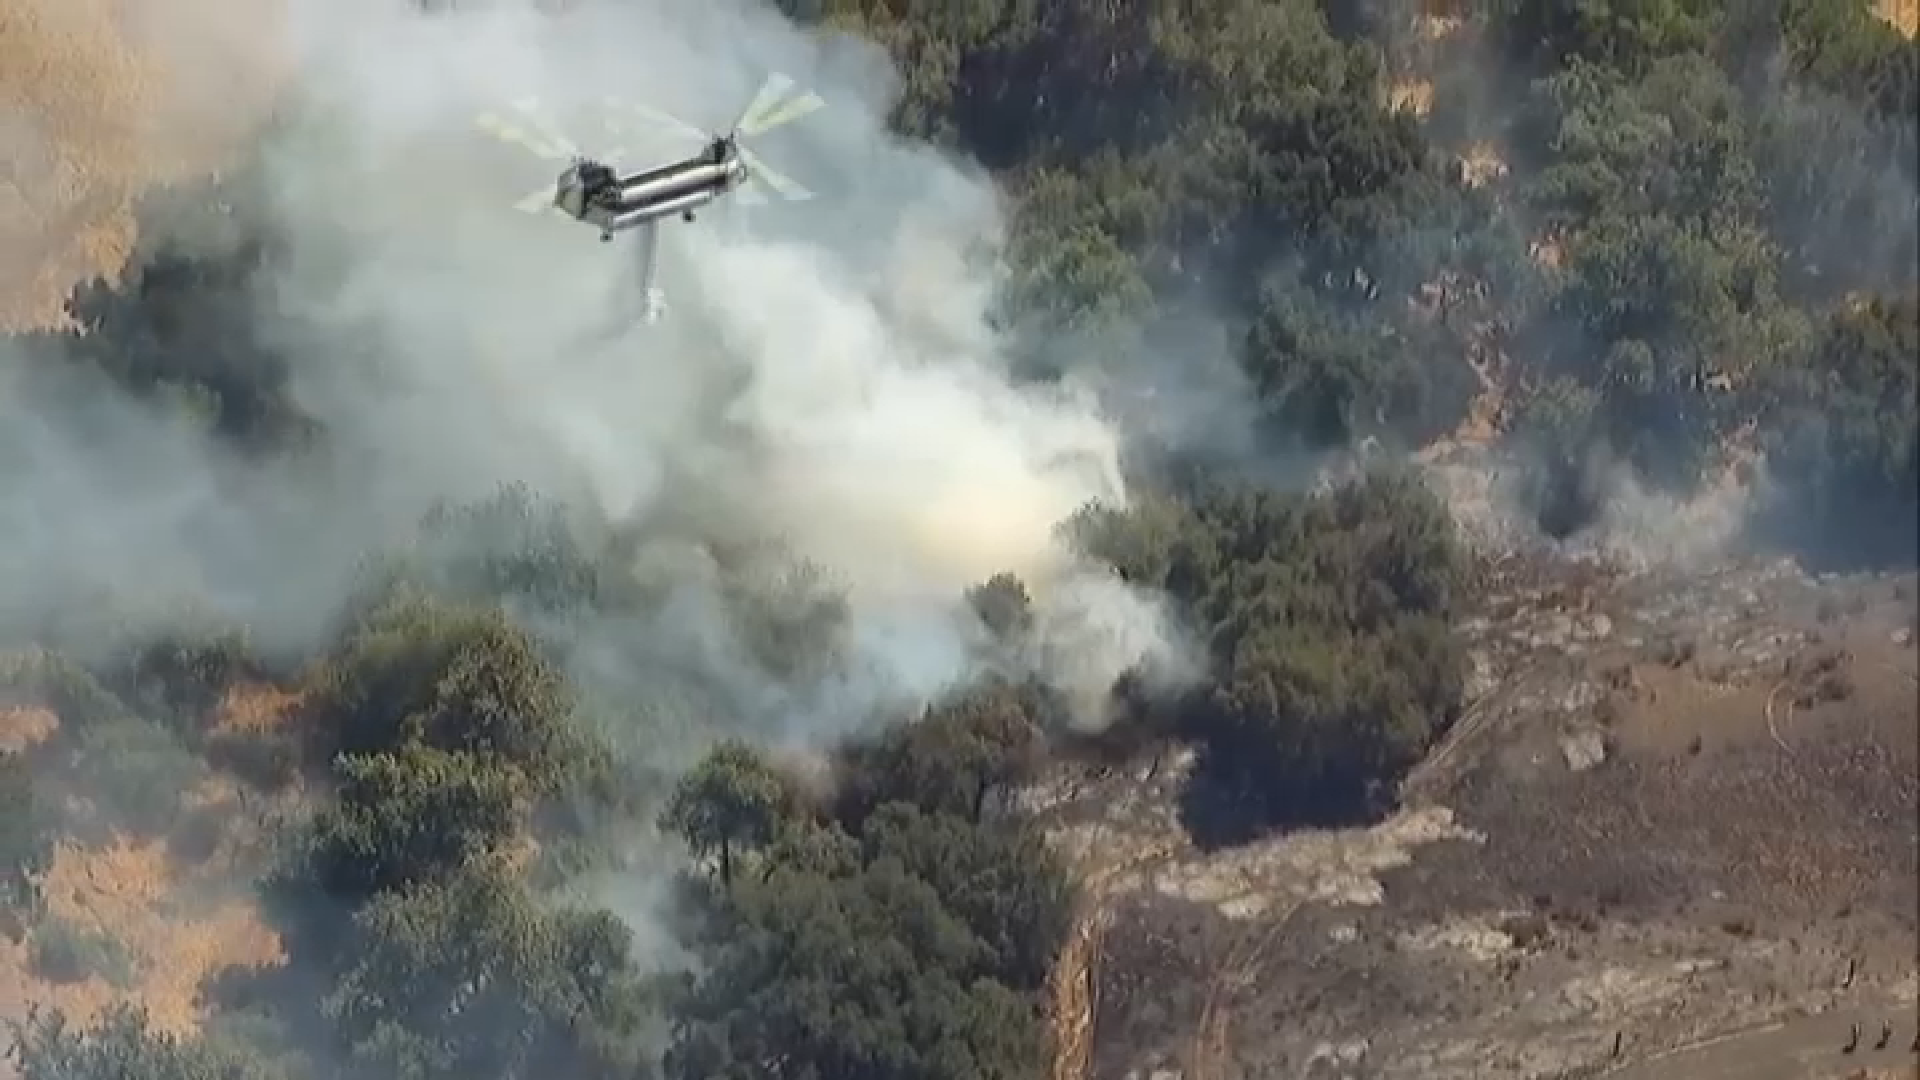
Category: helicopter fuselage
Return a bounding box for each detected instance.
[553,136,750,239]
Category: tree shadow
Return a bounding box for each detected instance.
[1175,740,1387,854]
[1745,479,1918,575]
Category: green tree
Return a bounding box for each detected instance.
[0,650,134,737]
[720,554,853,687]
[291,745,520,910]
[1750,293,1918,568]
[303,591,575,791]
[1490,0,1722,77]
[21,176,316,452]
[838,685,1045,825]
[107,624,255,742]
[321,867,656,1080]
[407,485,618,616]
[0,753,49,919]
[8,1006,293,1080]
[858,803,1073,988]
[661,683,1071,1080]
[1507,51,1816,489]
[663,817,1062,1080]
[66,718,206,836]
[666,859,1041,1080]
[1751,85,1917,305]
[967,574,1036,647]
[1772,0,1920,118]
[1244,266,1480,449]
[660,741,796,887]
[1070,473,1465,841]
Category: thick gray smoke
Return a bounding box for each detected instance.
[0,0,1195,739]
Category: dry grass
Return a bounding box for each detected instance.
[0,681,301,1060]
[0,706,58,754]
[0,836,282,1042]
[211,681,304,737]
[1414,14,1467,41]
[1459,141,1509,189]
[1389,77,1435,116]
[1875,0,1918,37]
[0,0,286,330]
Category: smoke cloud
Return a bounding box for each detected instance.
[0,0,1194,742]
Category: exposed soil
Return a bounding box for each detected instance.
[1037,554,1918,1080]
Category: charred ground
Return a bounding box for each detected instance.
[1042,552,1917,1080]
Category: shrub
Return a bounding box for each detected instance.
[30,918,139,988]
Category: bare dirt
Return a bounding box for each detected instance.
[1035,554,1918,1080]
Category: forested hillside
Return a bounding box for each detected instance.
[0,0,1912,1078]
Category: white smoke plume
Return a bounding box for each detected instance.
[0,0,1196,737]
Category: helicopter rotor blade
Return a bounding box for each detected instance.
[736,142,812,202]
[729,73,787,136]
[740,86,825,137]
[604,97,706,142]
[474,98,581,159]
[485,79,823,222]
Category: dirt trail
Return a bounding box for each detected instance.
[1045,811,1179,1080]
[1186,900,1300,1080]
[1048,903,1108,1080]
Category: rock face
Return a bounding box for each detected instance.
[1035,550,1918,1080]
[1559,730,1607,772]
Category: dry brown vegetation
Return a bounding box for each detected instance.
[1039,558,1919,1080]
[0,836,282,1038]
[1388,78,1435,116]
[0,0,284,330]
[1876,0,1919,37]
[0,685,303,1069]
[0,687,298,1073]
[0,707,59,754]
[212,681,305,737]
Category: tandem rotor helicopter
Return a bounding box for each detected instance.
[476,74,825,325]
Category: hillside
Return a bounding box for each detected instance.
[0,1,1914,1080]
[1035,550,1917,1079]
[0,0,279,330]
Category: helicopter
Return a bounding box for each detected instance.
[482,75,822,324]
